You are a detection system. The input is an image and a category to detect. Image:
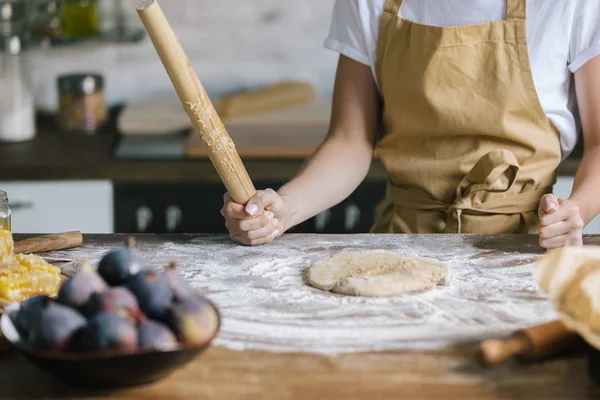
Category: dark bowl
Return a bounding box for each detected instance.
[0,297,221,391]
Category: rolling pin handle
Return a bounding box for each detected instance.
[476,334,531,368]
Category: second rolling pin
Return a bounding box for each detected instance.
[476,320,587,368]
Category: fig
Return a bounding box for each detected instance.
[136,315,178,351]
[165,261,193,301]
[15,295,50,338]
[127,270,173,320]
[57,260,108,311]
[86,287,139,317]
[165,297,219,345]
[98,237,142,286]
[29,299,87,351]
[80,312,138,353]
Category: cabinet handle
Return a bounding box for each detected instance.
[345,203,361,232]
[166,205,183,232]
[136,206,153,232]
[314,209,331,232]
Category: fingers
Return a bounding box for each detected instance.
[538,197,584,249]
[539,232,583,249]
[538,194,558,216]
[245,189,283,217]
[229,229,280,246]
[539,201,581,227]
[225,211,278,236]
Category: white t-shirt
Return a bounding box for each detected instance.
[324,0,600,157]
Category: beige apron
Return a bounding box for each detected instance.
[370,0,562,234]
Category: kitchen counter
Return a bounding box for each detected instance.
[0,122,583,183]
[3,233,600,399]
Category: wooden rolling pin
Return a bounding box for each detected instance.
[476,320,586,368]
[14,231,83,254]
[136,0,256,205]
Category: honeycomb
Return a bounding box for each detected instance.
[0,230,62,302]
[0,229,13,265]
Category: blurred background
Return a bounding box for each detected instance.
[0,0,592,235]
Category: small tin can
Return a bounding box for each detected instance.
[57,73,107,134]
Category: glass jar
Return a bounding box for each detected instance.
[62,0,99,40]
[0,190,11,231]
[57,73,107,134]
[32,0,64,41]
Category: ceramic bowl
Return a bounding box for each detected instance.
[0,297,221,390]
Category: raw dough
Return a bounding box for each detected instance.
[306,250,449,297]
[534,246,600,350]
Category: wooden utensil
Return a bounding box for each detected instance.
[136,0,256,205]
[476,320,586,368]
[213,81,316,120]
[14,231,83,255]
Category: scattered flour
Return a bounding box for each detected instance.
[48,234,558,355]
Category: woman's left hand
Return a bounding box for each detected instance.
[538,194,584,249]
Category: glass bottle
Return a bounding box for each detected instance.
[62,0,99,39]
[0,190,11,231]
[0,35,36,142]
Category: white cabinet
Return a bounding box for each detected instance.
[554,177,600,234]
[0,181,114,234]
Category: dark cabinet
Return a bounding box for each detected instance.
[113,181,386,234]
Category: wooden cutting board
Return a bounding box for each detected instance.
[185,100,331,159]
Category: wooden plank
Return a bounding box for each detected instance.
[185,122,329,159]
[185,100,331,159]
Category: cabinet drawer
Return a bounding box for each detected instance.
[114,182,387,234]
[0,181,114,234]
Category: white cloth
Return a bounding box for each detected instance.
[324,0,600,157]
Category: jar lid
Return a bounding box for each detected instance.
[57,74,104,95]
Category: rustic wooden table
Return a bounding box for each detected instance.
[3,234,600,400]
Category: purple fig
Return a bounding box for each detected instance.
[165,297,219,345]
[57,260,108,311]
[80,312,138,353]
[165,261,193,301]
[127,270,173,320]
[136,315,178,352]
[15,295,50,338]
[86,287,139,317]
[29,299,87,351]
[98,237,142,286]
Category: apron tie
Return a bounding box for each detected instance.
[386,150,551,233]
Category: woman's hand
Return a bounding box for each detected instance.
[538,194,584,249]
[221,189,290,246]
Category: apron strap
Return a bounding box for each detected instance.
[383,0,403,16]
[385,149,550,233]
[506,0,526,21]
[456,149,519,198]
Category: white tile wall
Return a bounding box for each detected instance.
[27,0,339,112]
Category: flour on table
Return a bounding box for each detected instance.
[306,250,449,297]
[48,234,558,355]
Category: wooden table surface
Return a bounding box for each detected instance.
[3,233,600,400]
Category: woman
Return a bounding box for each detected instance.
[222,0,600,249]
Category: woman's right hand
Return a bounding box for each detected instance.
[221,189,290,246]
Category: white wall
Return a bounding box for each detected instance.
[26,0,339,112]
